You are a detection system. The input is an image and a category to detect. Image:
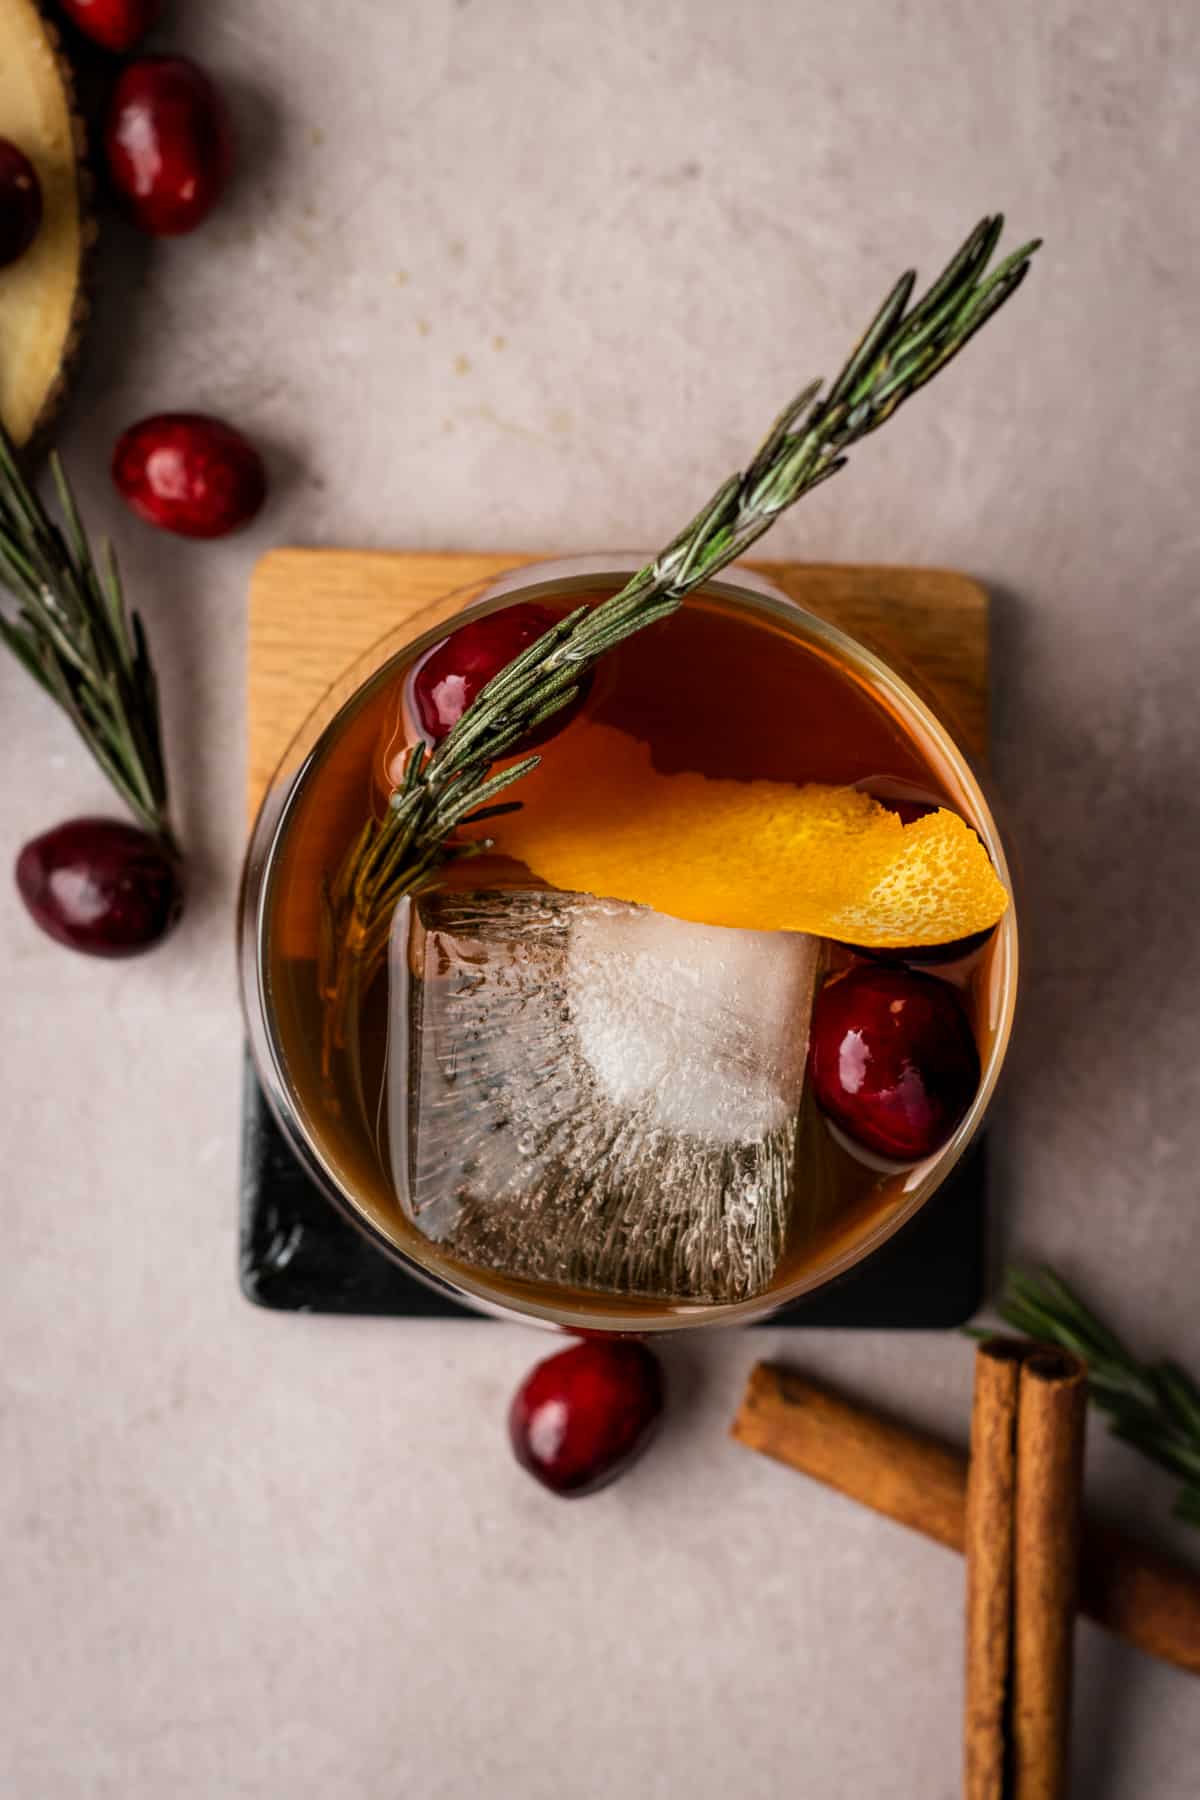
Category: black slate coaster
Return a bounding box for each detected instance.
[239,1055,985,1326]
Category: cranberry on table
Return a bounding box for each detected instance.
[508,1338,664,1497]
[112,413,266,538]
[412,604,590,749]
[15,819,182,958]
[0,139,42,270]
[57,0,162,53]
[809,965,980,1161]
[105,57,232,237]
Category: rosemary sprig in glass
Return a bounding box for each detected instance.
[987,1266,1200,1528]
[0,421,175,852]
[321,214,1040,1073]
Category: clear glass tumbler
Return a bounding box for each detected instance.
[239,555,1017,1331]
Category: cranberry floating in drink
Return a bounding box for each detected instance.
[509,1339,664,1497]
[411,603,591,749]
[809,965,981,1161]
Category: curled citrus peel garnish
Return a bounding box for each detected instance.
[490,725,1008,946]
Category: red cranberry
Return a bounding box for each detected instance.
[809,965,980,1161]
[0,140,42,269]
[412,603,590,749]
[57,0,161,53]
[15,819,182,958]
[508,1339,664,1497]
[846,794,995,965]
[105,57,232,237]
[112,413,266,538]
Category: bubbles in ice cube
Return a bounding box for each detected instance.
[387,889,820,1304]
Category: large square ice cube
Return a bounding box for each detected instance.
[387,889,819,1303]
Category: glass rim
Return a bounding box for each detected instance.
[239,553,1018,1332]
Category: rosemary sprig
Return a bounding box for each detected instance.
[987,1266,1200,1528]
[320,214,1040,1069]
[0,420,175,851]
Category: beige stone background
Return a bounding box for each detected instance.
[3,2,1199,1795]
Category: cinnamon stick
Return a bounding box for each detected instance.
[964,1339,1025,1799]
[1012,1350,1087,1800]
[731,1361,1200,1679]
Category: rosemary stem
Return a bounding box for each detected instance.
[0,423,175,849]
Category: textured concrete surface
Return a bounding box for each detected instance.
[3,2,1199,1795]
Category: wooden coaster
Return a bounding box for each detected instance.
[241,549,990,1327]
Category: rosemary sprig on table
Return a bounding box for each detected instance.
[988,1266,1200,1528]
[0,421,175,851]
[320,214,1040,1069]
